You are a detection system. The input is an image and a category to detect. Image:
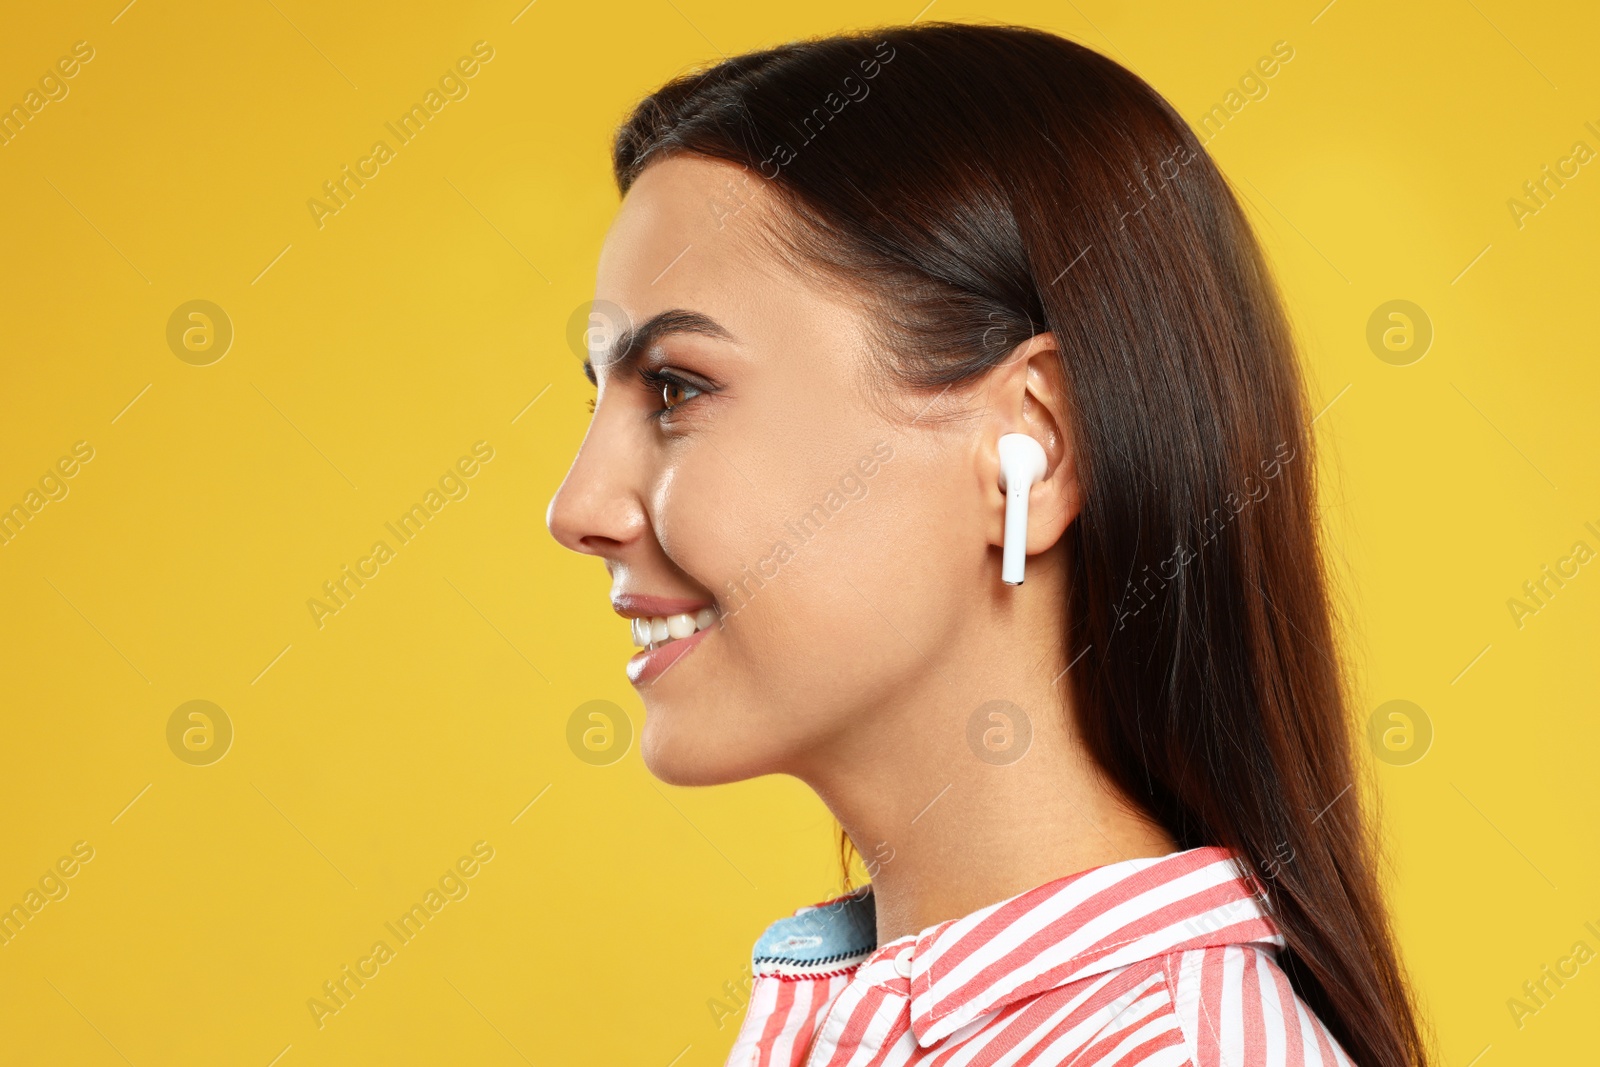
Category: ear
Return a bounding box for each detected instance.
[978,332,1079,559]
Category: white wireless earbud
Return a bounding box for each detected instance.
[997,433,1048,586]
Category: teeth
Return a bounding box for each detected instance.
[632,608,718,650]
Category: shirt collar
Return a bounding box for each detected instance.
[752,845,1282,1048]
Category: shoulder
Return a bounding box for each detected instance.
[1056,947,1357,1067]
[1154,944,1358,1067]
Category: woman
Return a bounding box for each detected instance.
[547,21,1431,1067]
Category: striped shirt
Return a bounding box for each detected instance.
[724,845,1357,1067]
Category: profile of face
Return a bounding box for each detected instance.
[546,155,1074,789]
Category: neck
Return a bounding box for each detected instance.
[794,552,1179,947]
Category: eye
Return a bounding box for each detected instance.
[639,367,707,419]
[660,377,700,412]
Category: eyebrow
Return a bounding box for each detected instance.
[583,308,736,385]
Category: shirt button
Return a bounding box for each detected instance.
[894,949,914,979]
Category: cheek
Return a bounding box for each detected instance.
[650,453,760,592]
[652,444,862,639]
[723,451,956,678]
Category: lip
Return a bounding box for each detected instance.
[612,592,713,619]
[626,624,714,686]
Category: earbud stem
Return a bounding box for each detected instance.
[1002,481,1030,585]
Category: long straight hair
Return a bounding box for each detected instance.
[613,22,1429,1067]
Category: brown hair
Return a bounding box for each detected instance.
[613,21,1430,1067]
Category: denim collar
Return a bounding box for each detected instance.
[751,883,877,981]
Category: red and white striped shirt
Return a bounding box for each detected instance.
[724,845,1357,1067]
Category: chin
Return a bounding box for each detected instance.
[638,712,774,787]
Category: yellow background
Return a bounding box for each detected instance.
[0,0,1595,1062]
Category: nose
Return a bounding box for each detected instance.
[546,415,648,562]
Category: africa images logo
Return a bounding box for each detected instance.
[306,41,496,230]
[306,841,495,1029]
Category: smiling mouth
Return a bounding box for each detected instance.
[625,611,719,686]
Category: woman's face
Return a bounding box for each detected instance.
[546,155,997,787]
